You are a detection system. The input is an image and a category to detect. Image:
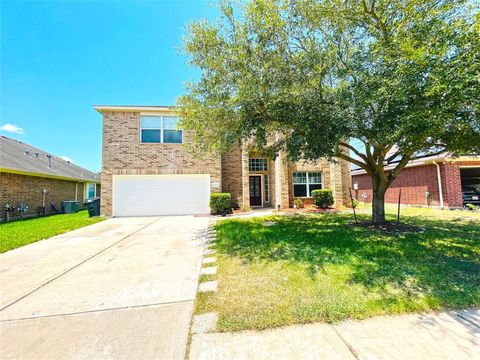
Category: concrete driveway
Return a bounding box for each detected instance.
[0,216,209,360]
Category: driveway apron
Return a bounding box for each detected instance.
[0,215,208,360]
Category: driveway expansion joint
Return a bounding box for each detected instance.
[457,311,480,329]
[0,298,195,323]
[331,324,360,360]
[0,216,162,313]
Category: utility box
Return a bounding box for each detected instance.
[85,198,100,217]
[62,201,79,214]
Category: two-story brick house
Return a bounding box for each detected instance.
[96,105,351,217]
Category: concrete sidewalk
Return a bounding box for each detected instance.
[189,310,480,360]
[1,215,209,360]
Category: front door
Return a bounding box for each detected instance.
[249,175,262,206]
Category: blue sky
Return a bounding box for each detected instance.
[1,0,218,172]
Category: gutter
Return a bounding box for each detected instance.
[0,167,100,184]
[433,161,444,209]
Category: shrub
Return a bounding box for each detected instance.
[312,189,334,208]
[210,193,232,215]
[293,198,304,209]
[465,203,478,211]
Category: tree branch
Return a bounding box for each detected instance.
[386,151,414,187]
[335,152,365,168]
[340,141,369,163]
[385,149,401,163]
[335,151,377,179]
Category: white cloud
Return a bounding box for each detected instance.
[0,123,25,134]
[60,155,74,163]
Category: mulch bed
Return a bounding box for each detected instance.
[282,206,339,214]
[306,207,338,214]
[348,221,425,233]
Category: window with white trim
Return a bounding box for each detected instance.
[293,172,322,197]
[140,116,182,144]
[86,183,96,199]
[264,175,270,202]
[249,158,268,172]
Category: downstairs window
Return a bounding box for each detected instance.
[293,172,322,197]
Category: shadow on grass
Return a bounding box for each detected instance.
[215,213,480,309]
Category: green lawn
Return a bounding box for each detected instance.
[196,207,480,332]
[0,211,105,253]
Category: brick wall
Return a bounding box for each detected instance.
[101,110,351,214]
[101,111,222,216]
[221,145,351,209]
[221,144,243,207]
[0,172,84,220]
[288,158,351,207]
[440,162,463,208]
[351,161,480,208]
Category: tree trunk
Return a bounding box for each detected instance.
[372,188,386,223]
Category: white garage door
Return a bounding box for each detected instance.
[113,175,210,216]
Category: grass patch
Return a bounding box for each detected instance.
[199,274,216,282]
[0,211,105,253]
[196,207,480,331]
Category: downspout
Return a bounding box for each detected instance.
[75,183,79,202]
[433,161,444,209]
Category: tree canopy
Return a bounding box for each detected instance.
[178,0,480,222]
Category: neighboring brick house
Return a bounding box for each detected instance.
[0,135,100,220]
[95,105,351,217]
[351,154,480,209]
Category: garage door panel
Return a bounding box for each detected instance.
[113,175,210,216]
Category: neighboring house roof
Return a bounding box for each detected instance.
[94,105,176,113]
[0,135,100,183]
[351,153,480,176]
[351,153,479,176]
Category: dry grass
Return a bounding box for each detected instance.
[195,207,480,331]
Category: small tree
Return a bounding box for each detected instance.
[178,0,480,223]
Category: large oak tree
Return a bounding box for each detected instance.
[178,0,480,222]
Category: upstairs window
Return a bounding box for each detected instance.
[293,172,322,197]
[249,158,268,172]
[140,116,182,144]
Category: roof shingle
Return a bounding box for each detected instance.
[0,135,100,182]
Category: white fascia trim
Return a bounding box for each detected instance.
[94,105,176,114]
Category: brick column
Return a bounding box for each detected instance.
[329,161,349,207]
[441,162,463,208]
[100,171,112,216]
[241,144,250,208]
[277,151,290,209]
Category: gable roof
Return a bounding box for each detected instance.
[0,135,100,183]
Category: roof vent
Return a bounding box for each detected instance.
[34,152,39,158]
[25,150,30,156]
[46,154,52,168]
